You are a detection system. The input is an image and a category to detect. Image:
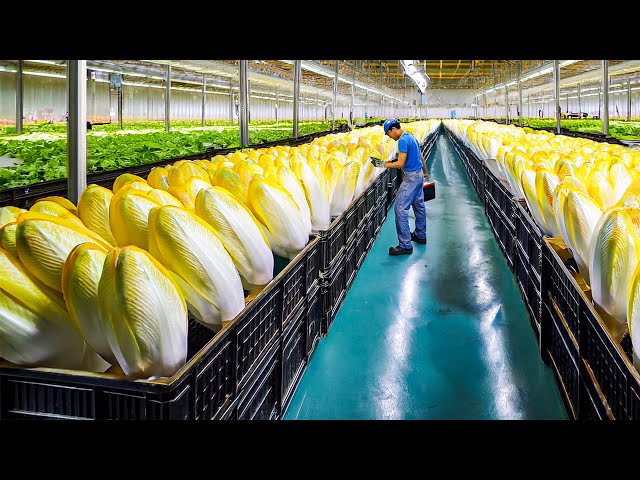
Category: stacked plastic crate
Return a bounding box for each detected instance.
[445,122,640,421]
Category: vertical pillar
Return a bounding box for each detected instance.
[16,60,23,133]
[201,73,206,127]
[165,63,171,132]
[293,60,301,138]
[239,60,250,146]
[67,60,87,204]
[554,60,561,134]
[602,60,609,135]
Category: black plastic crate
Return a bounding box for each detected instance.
[355,193,368,231]
[365,185,377,220]
[321,256,347,336]
[474,159,486,202]
[281,235,320,328]
[0,319,229,420]
[373,197,388,238]
[581,295,640,420]
[374,173,387,205]
[514,199,543,280]
[234,283,281,390]
[546,302,580,420]
[580,362,614,420]
[542,239,581,349]
[344,201,360,249]
[281,307,307,413]
[304,237,321,293]
[356,223,369,270]
[484,168,516,222]
[345,243,358,291]
[365,215,375,251]
[541,237,640,419]
[281,251,307,329]
[318,215,346,274]
[232,341,281,420]
[485,196,515,270]
[515,249,542,331]
[305,283,322,358]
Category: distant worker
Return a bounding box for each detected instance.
[371,118,428,256]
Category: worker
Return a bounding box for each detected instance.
[371,118,428,255]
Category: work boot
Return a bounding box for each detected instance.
[411,232,427,245]
[389,245,413,256]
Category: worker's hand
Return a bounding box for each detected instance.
[370,157,385,168]
[423,172,429,180]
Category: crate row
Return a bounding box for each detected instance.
[446,124,640,421]
[485,195,515,270]
[515,248,541,341]
[321,195,388,335]
[0,162,389,421]
[0,130,430,421]
[449,133,485,200]
[541,238,640,420]
[0,233,322,420]
[318,170,388,276]
[221,283,323,419]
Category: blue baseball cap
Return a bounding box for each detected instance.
[383,118,399,134]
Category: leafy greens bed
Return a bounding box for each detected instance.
[0,121,342,190]
[507,118,640,140]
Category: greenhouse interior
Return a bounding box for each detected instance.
[1,59,640,421]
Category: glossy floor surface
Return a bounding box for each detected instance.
[283,132,568,420]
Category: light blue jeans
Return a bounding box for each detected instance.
[394,169,426,249]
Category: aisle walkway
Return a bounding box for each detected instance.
[283,132,567,420]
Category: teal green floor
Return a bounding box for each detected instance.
[283,132,568,420]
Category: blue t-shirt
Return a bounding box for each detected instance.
[397,132,422,172]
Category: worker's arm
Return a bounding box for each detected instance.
[385,152,406,169]
[421,152,429,179]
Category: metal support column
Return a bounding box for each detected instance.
[628,78,632,121]
[528,94,530,118]
[505,86,509,124]
[91,75,96,125]
[67,60,87,204]
[350,63,355,127]
[332,60,338,130]
[518,61,523,125]
[554,60,561,134]
[239,60,250,147]
[118,86,123,130]
[16,60,23,134]
[229,80,234,126]
[577,83,581,116]
[247,80,251,124]
[201,74,206,127]
[602,60,609,135]
[275,85,279,126]
[165,63,171,132]
[379,61,383,118]
[293,60,301,138]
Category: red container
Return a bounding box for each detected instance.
[423,181,436,202]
